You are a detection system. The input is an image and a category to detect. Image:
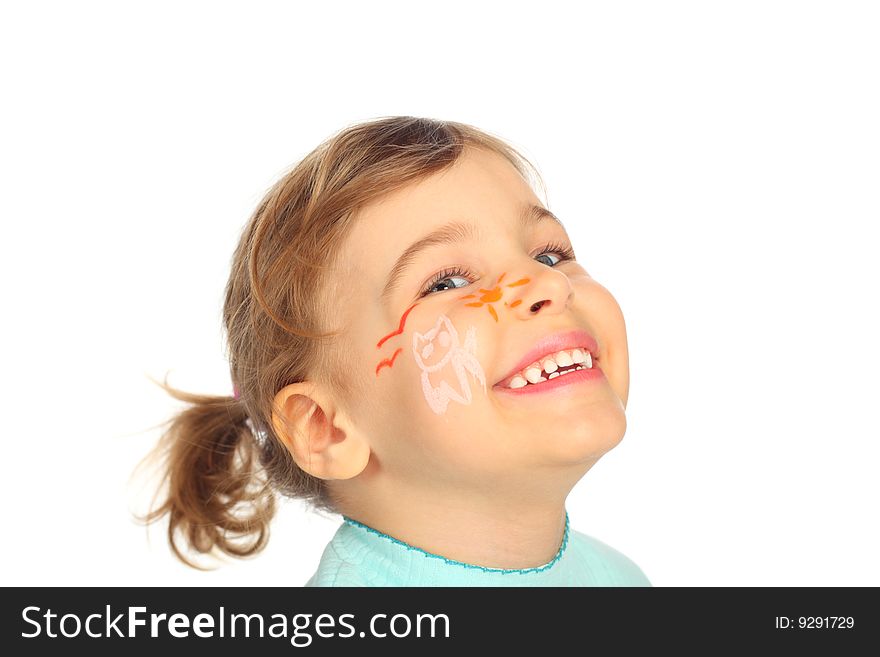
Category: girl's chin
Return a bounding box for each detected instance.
[508,407,627,457]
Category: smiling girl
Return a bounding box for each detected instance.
[137,116,651,586]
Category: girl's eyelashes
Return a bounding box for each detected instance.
[418,265,474,298]
[534,240,576,267]
[417,241,577,298]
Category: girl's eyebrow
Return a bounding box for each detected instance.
[380,203,563,304]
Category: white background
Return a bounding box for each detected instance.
[1,0,877,587]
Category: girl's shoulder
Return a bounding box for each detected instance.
[304,560,368,587]
[567,528,653,586]
[304,521,399,587]
[304,535,371,587]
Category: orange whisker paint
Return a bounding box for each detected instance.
[488,305,498,322]
[506,277,530,287]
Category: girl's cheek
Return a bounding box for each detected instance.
[372,301,419,379]
[370,270,531,414]
[371,299,486,415]
[410,312,486,415]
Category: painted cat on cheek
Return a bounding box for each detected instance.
[412,315,487,415]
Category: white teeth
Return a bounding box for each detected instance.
[502,346,596,388]
[524,366,545,384]
[509,375,528,388]
[554,350,574,367]
[506,364,589,388]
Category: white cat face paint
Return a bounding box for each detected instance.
[412,314,487,415]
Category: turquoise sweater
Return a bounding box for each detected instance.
[305,511,652,587]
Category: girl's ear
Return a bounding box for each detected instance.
[270,382,371,480]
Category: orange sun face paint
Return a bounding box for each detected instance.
[374,272,532,376]
[458,272,531,322]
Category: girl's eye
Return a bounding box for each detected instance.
[418,267,473,298]
[536,252,561,267]
[417,241,576,298]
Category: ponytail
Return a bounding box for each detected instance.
[134,376,276,570]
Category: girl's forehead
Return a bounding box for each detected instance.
[360,150,533,226]
[338,150,556,302]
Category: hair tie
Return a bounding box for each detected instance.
[233,384,240,400]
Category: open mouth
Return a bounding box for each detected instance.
[495,346,599,389]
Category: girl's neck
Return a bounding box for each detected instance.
[338,489,570,570]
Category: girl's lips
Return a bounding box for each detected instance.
[493,328,600,387]
[493,362,605,395]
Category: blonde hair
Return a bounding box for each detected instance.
[135,116,545,569]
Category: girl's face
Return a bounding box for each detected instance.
[330,147,629,498]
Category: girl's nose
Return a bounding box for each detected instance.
[515,266,573,317]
